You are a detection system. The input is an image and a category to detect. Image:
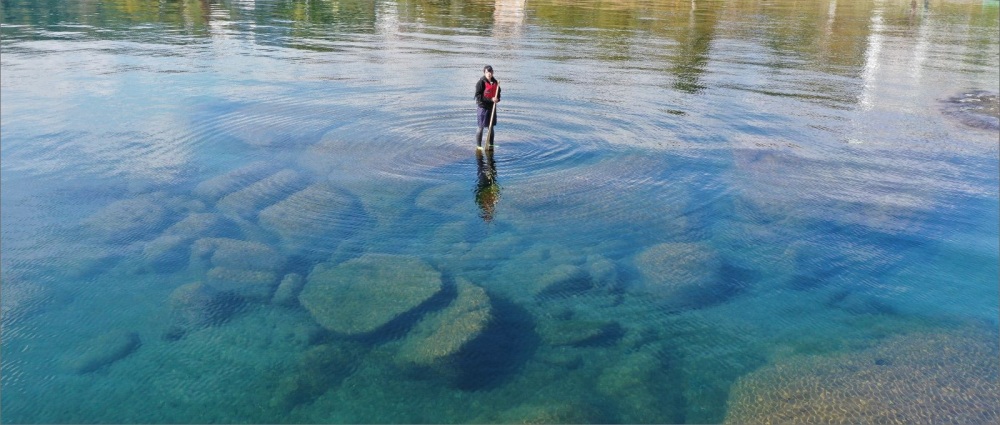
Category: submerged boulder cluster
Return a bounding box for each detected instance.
[193,237,285,301]
[724,327,1000,424]
[71,161,383,344]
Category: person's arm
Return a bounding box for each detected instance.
[474,79,485,105]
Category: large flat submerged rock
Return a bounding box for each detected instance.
[300,254,442,335]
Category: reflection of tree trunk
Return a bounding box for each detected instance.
[494,0,525,37]
[200,0,211,23]
[671,3,718,94]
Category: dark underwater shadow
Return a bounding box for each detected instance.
[453,295,540,391]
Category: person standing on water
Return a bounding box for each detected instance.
[475,65,501,150]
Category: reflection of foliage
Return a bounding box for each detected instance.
[396,0,496,31]
[530,1,720,92]
[1,0,212,35]
[725,327,1000,424]
[2,0,995,64]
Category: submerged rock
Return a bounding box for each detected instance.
[142,213,242,273]
[215,169,307,220]
[192,238,284,272]
[633,242,724,309]
[395,279,492,370]
[206,267,279,301]
[299,254,442,335]
[190,238,284,300]
[193,161,274,203]
[587,254,619,289]
[165,282,241,339]
[163,212,241,240]
[940,90,1000,130]
[724,328,1000,424]
[271,273,305,307]
[80,192,184,243]
[142,234,190,273]
[258,183,361,259]
[534,264,593,298]
[62,330,141,374]
[489,401,607,424]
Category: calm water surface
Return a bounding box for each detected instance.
[2,0,999,423]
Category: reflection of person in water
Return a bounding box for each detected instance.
[475,148,501,222]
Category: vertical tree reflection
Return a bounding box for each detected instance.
[474,149,501,223]
[671,2,719,94]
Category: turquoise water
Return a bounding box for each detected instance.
[2,0,998,423]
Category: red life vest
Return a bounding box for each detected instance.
[483,80,498,100]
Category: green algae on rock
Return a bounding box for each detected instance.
[300,254,442,335]
[724,328,1000,424]
[395,278,492,369]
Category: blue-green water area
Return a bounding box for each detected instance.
[2,0,999,423]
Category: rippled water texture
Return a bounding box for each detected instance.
[2,0,999,423]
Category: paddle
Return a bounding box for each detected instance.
[486,84,498,149]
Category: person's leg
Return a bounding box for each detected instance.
[476,107,487,148]
[487,125,494,147]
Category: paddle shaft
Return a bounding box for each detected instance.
[486,85,498,146]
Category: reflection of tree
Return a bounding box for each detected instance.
[493,0,525,38]
[671,2,719,94]
[2,0,994,60]
[474,148,501,223]
[395,0,495,32]
[1,0,212,33]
